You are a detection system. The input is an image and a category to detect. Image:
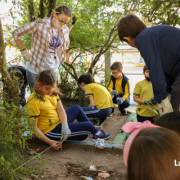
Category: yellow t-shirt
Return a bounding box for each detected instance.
[26,93,61,134]
[107,76,130,101]
[133,79,157,117]
[85,83,114,109]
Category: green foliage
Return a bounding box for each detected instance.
[124,0,180,26]
[0,97,42,179]
[58,62,89,100]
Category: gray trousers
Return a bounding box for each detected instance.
[171,76,180,111]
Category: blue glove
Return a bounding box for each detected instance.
[116,97,124,104]
[110,90,118,96]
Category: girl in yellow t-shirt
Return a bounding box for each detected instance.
[26,70,111,151]
[78,73,114,126]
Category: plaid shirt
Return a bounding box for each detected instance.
[12,18,70,73]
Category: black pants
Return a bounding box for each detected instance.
[137,114,154,124]
[171,76,180,111]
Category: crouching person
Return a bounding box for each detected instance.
[108,62,130,115]
[78,73,113,128]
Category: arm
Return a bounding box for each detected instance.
[29,118,62,150]
[56,99,71,142]
[15,40,26,51]
[135,36,168,103]
[133,81,143,104]
[107,77,113,92]
[122,80,130,101]
[68,24,74,31]
[88,96,95,107]
[56,101,68,125]
[133,96,145,104]
[12,20,38,50]
[69,15,77,31]
[84,85,95,107]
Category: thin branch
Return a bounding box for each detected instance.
[102,34,118,54]
[62,64,76,80]
[71,53,81,64]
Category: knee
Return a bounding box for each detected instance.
[71,105,82,111]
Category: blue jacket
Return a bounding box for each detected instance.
[135,25,180,103]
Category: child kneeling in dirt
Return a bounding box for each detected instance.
[107,62,130,115]
[26,70,110,151]
[133,65,158,123]
[122,121,180,180]
[78,73,114,126]
[155,111,180,136]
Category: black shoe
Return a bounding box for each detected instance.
[121,109,127,115]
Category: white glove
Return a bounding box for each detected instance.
[60,124,71,142]
[158,96,173,116]
[110,90,118,96]
[21,48,30,62]
[116,97,124,105]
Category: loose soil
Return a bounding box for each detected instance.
[26,100,129,180]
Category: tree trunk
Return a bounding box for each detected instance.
[0,18,20,107]
[28,0,35,22]
[47,0,56,17]
[38,0,46,19]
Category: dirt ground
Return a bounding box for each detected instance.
[26,100,129,180]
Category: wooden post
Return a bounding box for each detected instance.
[105,49,111,85]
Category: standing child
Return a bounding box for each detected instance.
[26,70,110,151]
[133,65,157,123]
[107,62,130,115]
[78,73,114,126]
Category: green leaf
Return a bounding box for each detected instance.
[39,18,43,24]
[0,156,5,162]
[43,2,46,7]
[34,13,37,19]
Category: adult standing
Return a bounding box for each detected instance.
[12,5,77,90]
[117,14,180,115]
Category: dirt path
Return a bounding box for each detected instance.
[28,142,127,180]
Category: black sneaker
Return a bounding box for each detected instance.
[121,109,127,115]
[93,130,110,141]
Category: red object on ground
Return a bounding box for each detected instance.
[35,149,46,153]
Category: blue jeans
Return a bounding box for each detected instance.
[26,70,58,92]
[45,105,98,141]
